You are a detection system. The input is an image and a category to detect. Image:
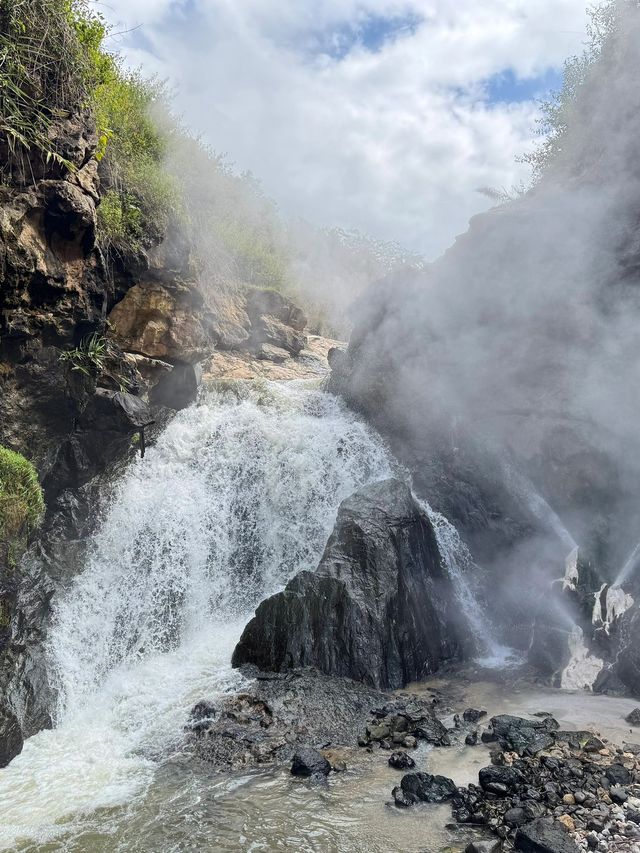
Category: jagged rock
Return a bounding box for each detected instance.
[0,707,23,769]
[189,667,388,770]
[389,751,416,770]
[250,314,306,357]
[486,715,559,756]
[232,479,467,689]
[466,730,479,746]
[43,390,153,499]
[395,771,457,805]
[465,842,502,853]
[627,708,640,726]
[256,343,290,363]
[291,747,331,778]
[604,763,631,785]
[108,282,214,363]
[479,765,526,794]
[514,818,580,853]
[246,288,307,332]
[464,708,487,723]
[150,362,202,411]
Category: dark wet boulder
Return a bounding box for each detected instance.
[233,479,467,689]
[626,707,640,726]
[479,765,526,795]
[464,708,487,723]
[485,715,558,755]
[612,605,640,696]
[389,750,415,770]
[504,807,528,827]
[150,361,202,411]
[514,818,580,853]
[394,771,458,805]
[604,763,631,785]
[465,841,502,853]
[291,746,331,778]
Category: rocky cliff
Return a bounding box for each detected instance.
[0,110,314,765]
[233,479,468,688]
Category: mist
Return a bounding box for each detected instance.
[333,2,640,612]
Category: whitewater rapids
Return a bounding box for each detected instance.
[0,381,394,849]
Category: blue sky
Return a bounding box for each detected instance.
[103,0,589,257]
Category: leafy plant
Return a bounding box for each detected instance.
[59,332,107,377]
[0,446,44,567]
[0,0,100,183]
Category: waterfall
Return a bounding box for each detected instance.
[0,380,502,849]
[502,464,577,553]
[421,501,513,666]
[0,381,394,848]
[614,539,640,588]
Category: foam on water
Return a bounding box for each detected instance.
[0,381,394,849]
[0,380,504,849]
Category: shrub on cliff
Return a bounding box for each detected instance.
[0,0,101,180]
[0,447,44,566]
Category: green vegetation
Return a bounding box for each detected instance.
[0,0,99,179]
[524,0,619,180]
[0,0,420,332]
[58,332,107,377]
[0,446,44,567]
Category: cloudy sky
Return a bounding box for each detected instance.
[99,0,591,258]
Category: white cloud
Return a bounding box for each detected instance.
[98,0,590,257]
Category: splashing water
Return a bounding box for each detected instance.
[614,538,640,588]
[0,381,394,849]
[502,465,577,553]
[561,625,604,691]
[0,380,503,850]
[420,501,514,667]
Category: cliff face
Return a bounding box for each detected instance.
[0,111,313,765]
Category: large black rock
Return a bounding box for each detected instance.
[514,818,580,853]
[232,479,468,689]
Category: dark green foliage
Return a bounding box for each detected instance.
[0,0,100,180]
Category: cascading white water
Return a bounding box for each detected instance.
[0,379,504,850]
[423,502,513,666]
[0,381,395,849]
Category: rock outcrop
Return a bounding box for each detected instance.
[232,479,468,688]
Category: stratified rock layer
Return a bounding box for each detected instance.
[232,479,467,688]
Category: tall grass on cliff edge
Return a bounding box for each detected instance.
[0,0,100,181]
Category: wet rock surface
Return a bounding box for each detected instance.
[187,668,452,773]
[232,479,467,689]
[447,714,640,852]
[187,668,391,770]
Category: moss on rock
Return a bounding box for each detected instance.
[0,446,44,566]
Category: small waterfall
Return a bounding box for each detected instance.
[420,501,513,667]
[614,539,640,588]
[0,381,394,848]
[561,625,604,691]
